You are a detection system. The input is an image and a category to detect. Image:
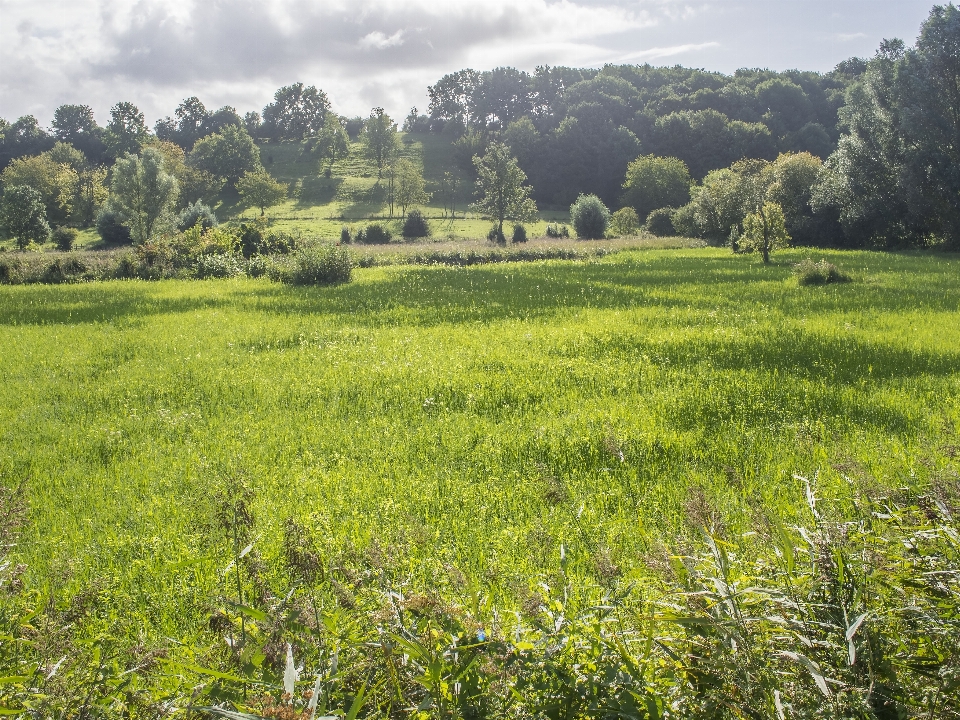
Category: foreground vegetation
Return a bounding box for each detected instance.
[0,247,957,717]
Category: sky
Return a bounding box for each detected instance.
[0,0,939,128]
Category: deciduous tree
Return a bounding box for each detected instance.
[1,185,51,249]
[108,148,179,243]
[362,108,401,178]
[237,170,287,216]
[472,142,538,239]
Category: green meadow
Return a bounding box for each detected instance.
[1,246,959,715]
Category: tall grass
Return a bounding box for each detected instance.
[0,247,957,715]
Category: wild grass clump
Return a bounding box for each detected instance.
[794,257,851,285]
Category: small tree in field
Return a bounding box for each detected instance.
[1,185,51,249]
[394,158,430,217]
[742,201,790,263]
[238,170,288,216]
[472,142,538,241]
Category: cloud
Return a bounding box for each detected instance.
[836,32,867,42]
[359,30,408,51]
[0,0,938,127]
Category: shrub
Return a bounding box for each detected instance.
[671,202,698,238]
[177,201,219,232]
[793,258,851,286]
[340,226,352,244]
[645,207,676,237]
[52,226,78,251]
[195,253,245,279]
[512,224,528,243]
[246,254,271,278]
[112,252,138,279]
[487,224,506,244]
[570,194,610,239]
[357,223,392,244]
[609,207,640,237]
[545,224,570,238]
[288,243,353,285]
[41,256,87,284]
[96,208,132,244]
[402,210,431,239]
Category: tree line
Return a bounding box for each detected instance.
[1,3,958,251]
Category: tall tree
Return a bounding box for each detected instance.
[262,84,330,141]
[472,142,538,238]
[188,126,262,188]
[0,185,50,249]
[362,108,401,179]
[108,148,179,243]
[314,118,350,173]
[51,105,105,163]
[105,102,148,158]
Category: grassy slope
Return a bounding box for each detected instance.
[225,133,568,239]
[1,247,958,646]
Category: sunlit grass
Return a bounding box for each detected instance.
[0,246,958,653]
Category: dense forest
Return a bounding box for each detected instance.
[1,4,959,253]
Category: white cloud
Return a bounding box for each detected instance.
[0,0,938,127]
[360,30,408,50]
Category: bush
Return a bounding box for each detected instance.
[402,210,431,239]
[52,226,78,251]
[512,224,528,243]
[96,209,132,245]
[41,256,87,284]
[356,223,392,245]
[570,194,610,239]
[793,258,851,286]
[177,201,219,232]
[645,207,676,237]
[545,224,570,238]
[340,226,352,244]
[609,208,640,237]
[195,253,245,279]
[288,243,353,285]
[671,202,698,238]
[487,224,506,244]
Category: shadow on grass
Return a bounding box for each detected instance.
[1,251,958,332]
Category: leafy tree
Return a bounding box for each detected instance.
[1,154,74,225]
[621,155,692,220]
[609,207,640,236]
[155,96,211,149]
[52,104,105,162]
[262,84,330,141]
[188,126,262,188]
[394,159,430,217]
[108,148,179,243]
[0,116,54,169]
[362,108,401,178]
[314,118,350,173]
[1,185,50,249]
[104,102,148,158]
[741,201,790,263]
[148,139,223,206]
[237,170,287,216]
[812,7,960,248]
[570,194,610,239]
[244,112,263,137]
[471,142,538,239]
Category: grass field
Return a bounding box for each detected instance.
[1,246,959,715]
